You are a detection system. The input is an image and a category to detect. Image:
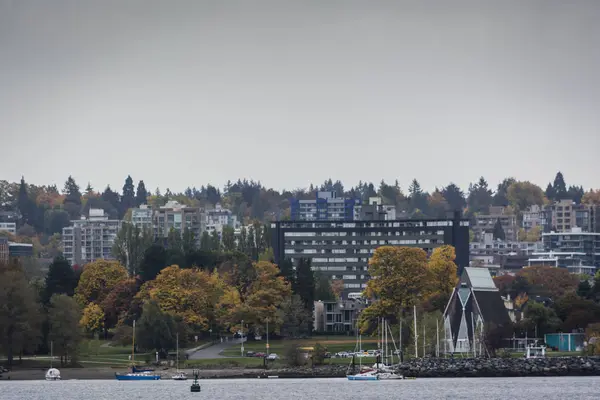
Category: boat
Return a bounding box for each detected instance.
[347,325,379,381]
[347,368,379,381]
[171,333,187,381]
[45,341,61,381]
[115,371,161,381]
[115,320,161,381]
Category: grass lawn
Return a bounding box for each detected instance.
[221,337,378,357]
[77,339,153,367]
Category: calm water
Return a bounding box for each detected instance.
[2,377,600,399]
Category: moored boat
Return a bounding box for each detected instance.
[115,371,161,381]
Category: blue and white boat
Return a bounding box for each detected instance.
[347,369,379,381]
[115,371,161,381]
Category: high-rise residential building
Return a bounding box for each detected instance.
[62,208,121,267]
[153,201,204,243]
[472,206,518,242]
[271,212,469,294]
[205,203,238,235]
[131,204,153,231]
[290,191,360,221]
[528,227,600,275]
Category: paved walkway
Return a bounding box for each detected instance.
[187,338,246,360]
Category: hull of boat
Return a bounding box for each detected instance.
[115,374,161,381]
[45,377,61,381]
[347,375,379,381]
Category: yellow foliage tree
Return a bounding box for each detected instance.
[582,190,600,205]
[360,247,429,332]
[74,260,129,307]
[80,302,105,334]
[425,245,458,311]
[218,261,291,335]
[137,265,226,330]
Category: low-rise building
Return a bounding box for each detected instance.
[354,197,396,220]
[542,200,597,233]
[0,222,16,235]
[472,206,518,242]
[522,205,545,232]
[291,191,360,221]
[313,299,365,333]
[527,228,600,274]
[62,208,121,267]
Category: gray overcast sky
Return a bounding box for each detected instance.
[1,0,599,194]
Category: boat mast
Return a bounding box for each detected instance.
[176,332,179,372]
[436,318,440,358]
[50,341,53,369]
[132,320,136,363]
[413,305,418,358]
[399,316,403,363]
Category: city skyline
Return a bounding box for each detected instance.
[2,1,600,193]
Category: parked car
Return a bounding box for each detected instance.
[254,352,266,358]
[246,351,256,357]
[324,352,332,359]
[335,351,350,358]
[266,353,279,360]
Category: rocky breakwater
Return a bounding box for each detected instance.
[396,357,600,378]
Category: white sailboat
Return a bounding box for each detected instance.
[45,341,61,381]
[347,320,379,381]
[374,318,404,380]
[171,333,187,381]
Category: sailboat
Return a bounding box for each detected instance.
[171,333,187,380]
[347,321,379,381]
[373,318,403,380]
[115,320,161,381]
[45,341,61,381]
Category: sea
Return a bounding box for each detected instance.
[2,377,600,399]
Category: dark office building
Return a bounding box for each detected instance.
[271,213,469,294]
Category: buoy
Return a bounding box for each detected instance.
[190,369,201,393]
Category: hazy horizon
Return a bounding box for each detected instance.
[2,1,600,193]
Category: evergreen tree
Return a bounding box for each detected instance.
[294,258,315,310]
[63,175,82,219]
[246,226,257,260]
[567,185,585,204]
[441,183,466,211]
[139,244,168,282]
[210,229,221,251]
[553,172,568,200]
[120,175,136,217]
[85,182,94,196]
[237,227,248,254]
[18,176,36,226]
[408,179,428,214]
[42,256,76,304]
[200,231,211,251]
[466,177,492,214]
[222,226,236,252]
[493,218,506,240]
[492,178,516,207]
[101,186,120,215]
[135,180,148,206]
[278,258,295,285]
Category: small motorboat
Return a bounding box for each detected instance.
[171,371,187,381]
[45,368,61,381]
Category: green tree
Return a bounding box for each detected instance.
[441,183,466,212]
[18,176,37,227]
[545,183,556,202]
[492,218,506,240]
[0,262,42,366]
[408,179,428,215]
[120,175,136,218]
[112,222,154,276]
[135,180,148,206]
[48,294,82,366]
[100,186,120,217]
[200,231,211,251]
[492,178,516,207]
[210,229,221,251]
[43,209,70,235]
[314,271,336,301]
[136,300,177,355]
[552,172,568,200]
[139,244,168,282]
[277,294,312,337]
[222,226,236,252]
[63,175,82,219]
[520,301,560,336]
[506,181,546,213]
[294,258,315,310]
[467,177,493,214]
[42,256,77,305]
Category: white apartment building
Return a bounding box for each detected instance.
[0,222,16,235]
[205,203,238,235]
[62,208,121,267]
[131,204,153,231]
[522,205,545,231]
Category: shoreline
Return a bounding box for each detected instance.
[5,357,600,381]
